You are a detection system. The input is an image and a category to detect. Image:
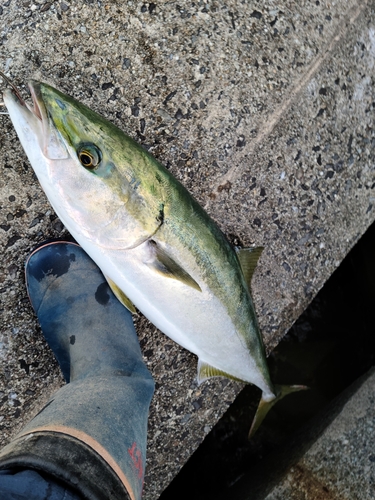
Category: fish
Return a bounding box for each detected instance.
[2,78,304,436]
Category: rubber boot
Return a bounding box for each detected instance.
[0,242,154,500]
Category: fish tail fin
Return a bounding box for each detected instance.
[248,384,308,439]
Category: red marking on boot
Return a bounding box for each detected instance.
[128,442,143,480]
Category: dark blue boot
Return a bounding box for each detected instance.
[0,242,154,500]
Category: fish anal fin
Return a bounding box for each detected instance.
[148,240,202,292]
[236,246,264,287]
[105,276,137,314]
[248,384,308,438]
[197,359,245,385]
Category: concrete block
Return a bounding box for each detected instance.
[230,369,375,500]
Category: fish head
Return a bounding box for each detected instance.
[3,81,163,249]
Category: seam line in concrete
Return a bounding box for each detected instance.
[210,0,368,198]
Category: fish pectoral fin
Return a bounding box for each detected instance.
[236,246,264,287]
[105,276,137,314]
[148,240,202,292]
[248,384,309,438]
[197,359,245,385]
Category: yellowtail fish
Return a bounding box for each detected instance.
[2,77,304,436]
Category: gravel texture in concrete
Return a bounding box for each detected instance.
[0,1,375,498]
[227,368,375,500]
[267,368,375,500]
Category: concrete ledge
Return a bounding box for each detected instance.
[229,368,375,500]
[0,1,374,498]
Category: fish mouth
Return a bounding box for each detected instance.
[2,80,45,122]
[26,81,45,122]
[3,80,69,160]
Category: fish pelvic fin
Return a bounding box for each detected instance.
[105,276,137,314]
[197,359,246,385]
[248,384,308,439]
[236,246,264,288]
[148,240,202,292]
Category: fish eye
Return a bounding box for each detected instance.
[77,144,102,170]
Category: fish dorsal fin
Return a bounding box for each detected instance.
[236,246,264,287]
[148,240,202,292]
[197,359,245,385]
[105,276,137,314]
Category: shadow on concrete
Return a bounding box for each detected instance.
[160,221,375,499]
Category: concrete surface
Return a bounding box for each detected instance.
[0,1,374,498]
[228,368,375,500]
[267,369,375,500]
